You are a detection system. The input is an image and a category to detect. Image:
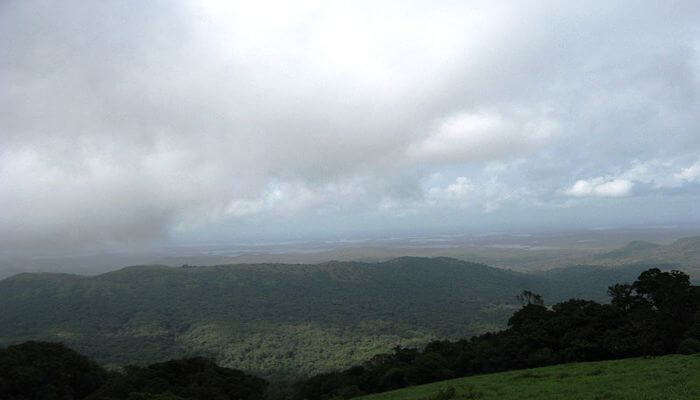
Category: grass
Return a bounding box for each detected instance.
[356,354,700,400]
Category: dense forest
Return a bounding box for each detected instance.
[1,267,698,400]
[0,341,266,400]
[0,257,670,379]
[292,268,700,399]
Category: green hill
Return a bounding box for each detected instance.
[597,240,662,258]
[357,354,700,400]
[0,257,688,380]
[589,236,700,278]
[0,258,540,378]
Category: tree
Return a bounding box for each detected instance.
[0,341,108,400]
[86,357,267,400]
[632,269,695,320]
[607,283,643,311]
[292,269,700,399]
[516,290,544,306]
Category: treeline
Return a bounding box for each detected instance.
[0,341,267,400]
[0,257,542,378]
[292,268,700,400]
[0,257,667,379]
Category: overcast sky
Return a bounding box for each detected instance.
[1,0,700,252]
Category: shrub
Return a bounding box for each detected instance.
[677,338,700,355]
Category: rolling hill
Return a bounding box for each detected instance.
[0,257,687,379]
[356,354,700,400]
[585,236,700,278]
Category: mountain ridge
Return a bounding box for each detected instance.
[1,256,688,379]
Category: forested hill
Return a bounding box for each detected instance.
[0,257,681,379]
[585,236,700,278]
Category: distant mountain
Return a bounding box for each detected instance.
[598,240,662,257]
[537,263,679,300]
[584,236,700,278]
[0,257,686,379]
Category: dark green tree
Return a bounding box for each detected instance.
[86,357,267,400]
[0,341,108,400]
[516,290,544,306]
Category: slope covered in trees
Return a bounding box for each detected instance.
[0,341,107,400]
[586,236,700,278]
[1,268,698,400]
[0,257,671,379]
[292,268,700,399]
[0,342,266,400]
[0,258,690,379]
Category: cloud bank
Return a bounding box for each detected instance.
[1,0,700,251]
[566,178,634,198]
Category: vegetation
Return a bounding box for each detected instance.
[588,236,700,278]
[291,268,700,399]
[0,341,108,400]
[1,257,661,379]
[0,267,698,400]
[86,357,267,400]
[0,342,267,400]
[356,354,700,400]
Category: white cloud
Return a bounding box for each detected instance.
[675,161,700,183]
[425,175,528,213]
[444,177,473,198]
[427,177,473,203]
[566,178,633,198]
[601,159,700,190]
[562,159,700,201]
[407,110,558,164]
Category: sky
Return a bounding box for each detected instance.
[1,0,700,253]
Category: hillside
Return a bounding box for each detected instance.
[0,257,673,379]
[587,236,700,278]
[357,354,700,400]
[0,257,536,378]
[536,262,684,300]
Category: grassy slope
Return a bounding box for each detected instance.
[357,354,700,400]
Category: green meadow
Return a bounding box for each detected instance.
[357,354,700,400]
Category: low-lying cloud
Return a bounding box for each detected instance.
[1,0,700,252]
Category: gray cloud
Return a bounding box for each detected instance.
[1,0,700,252]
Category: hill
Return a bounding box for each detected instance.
[535,262,682,300]
[0,341,267,400]
[356,354,700,400]
[0,258,537,379]
[587,236,700,278]
[0,257,688,379]
[597,240,662,258]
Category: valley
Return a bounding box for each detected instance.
[0,253,692,379]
